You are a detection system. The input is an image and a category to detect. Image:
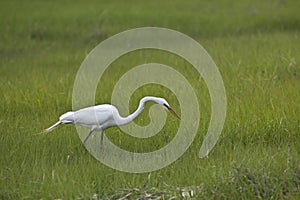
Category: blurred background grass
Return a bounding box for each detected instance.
[0,0,299,199]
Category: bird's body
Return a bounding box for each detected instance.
[61,105,116,130]
[43,96,180,144]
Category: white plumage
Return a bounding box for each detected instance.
[43,96,180,144]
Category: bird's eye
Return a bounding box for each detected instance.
[163,103,169,109]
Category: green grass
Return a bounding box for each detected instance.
[0,0,300,199]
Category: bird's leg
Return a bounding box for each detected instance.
[83,129,94,144]
[100,130,104,147]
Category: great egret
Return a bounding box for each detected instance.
[43,96,180,144]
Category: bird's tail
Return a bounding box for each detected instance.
[35,121,62,136]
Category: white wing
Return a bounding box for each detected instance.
[59,105,116,130]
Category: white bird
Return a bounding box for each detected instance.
[43,96,180,144]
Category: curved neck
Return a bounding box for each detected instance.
[117,97,158,126]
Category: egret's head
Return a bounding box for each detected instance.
[155,98,169,109]
[155,97,181,120]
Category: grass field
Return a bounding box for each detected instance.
[0,0,300,199]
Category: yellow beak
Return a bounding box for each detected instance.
[167,106,181,120]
